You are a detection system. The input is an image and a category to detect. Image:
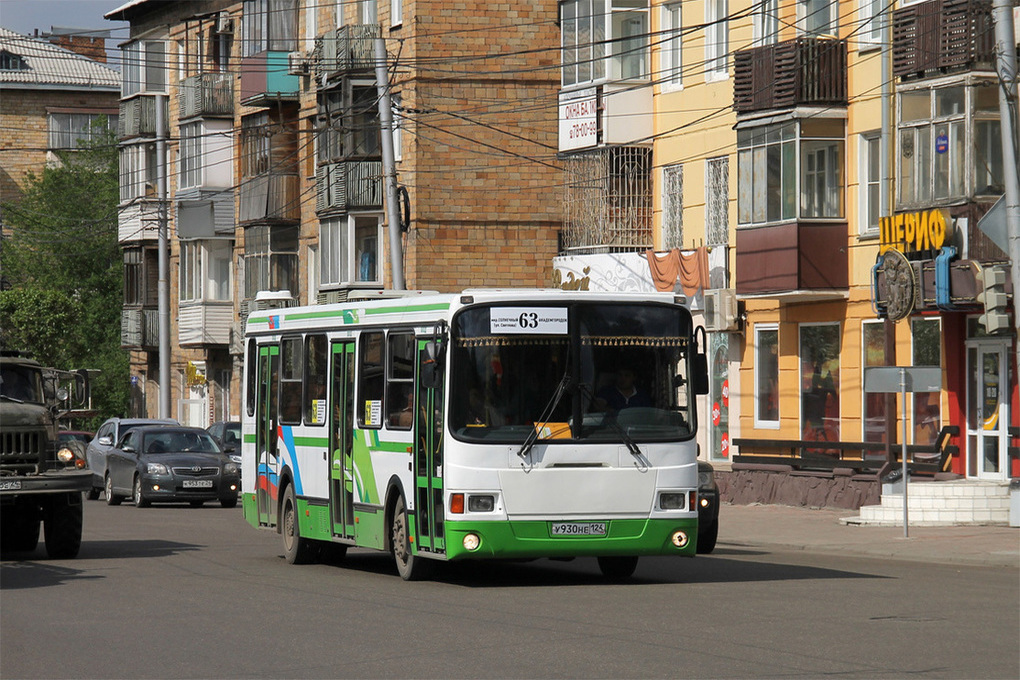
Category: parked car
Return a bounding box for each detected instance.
[85,417,178,499]
[59,430,93,446]
[206,421,241,461]
[697,461,720,554]
[104,426,240,508]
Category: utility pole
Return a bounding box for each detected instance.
[374,36,405,290]
[991,0,1020,373]
[156,94,171,418]
[881,4,897,464]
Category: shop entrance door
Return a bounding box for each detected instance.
[966,341,1010,480]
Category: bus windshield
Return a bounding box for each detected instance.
[449,303,695,443]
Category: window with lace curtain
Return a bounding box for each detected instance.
[662,163,683,249]
[706,157,729,246]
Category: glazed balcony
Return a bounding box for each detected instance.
[892,0,996,81]
[179,301,232,347]
[121,308,158,349]
[239,172,300,223]
[733,38,848,113]
[239,51,301,105]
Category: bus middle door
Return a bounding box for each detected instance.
[329,341,355,539]
[256,344,280,527]
[414,338,445,555]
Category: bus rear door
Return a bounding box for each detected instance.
[329,341,356,539]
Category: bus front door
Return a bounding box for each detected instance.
[256,345,280,527]
[413,339,446,555]
[329,341,356,539]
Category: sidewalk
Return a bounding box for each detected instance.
[715,503,1020,569]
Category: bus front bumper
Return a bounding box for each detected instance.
[439,517,698,561]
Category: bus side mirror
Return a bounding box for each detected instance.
[693,326,709,395]
[421,340,445,390]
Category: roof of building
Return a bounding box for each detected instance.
[0,26,119,90]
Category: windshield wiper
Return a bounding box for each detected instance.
[576,383,643,459]
[516,371,573,460]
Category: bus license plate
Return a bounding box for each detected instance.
[551,522,606,537]
[182,479,212,489]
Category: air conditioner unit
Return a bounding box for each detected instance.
[317,289,347,305]
[215,14,233,35]
[287,51,310,76]
[704,288,740,332]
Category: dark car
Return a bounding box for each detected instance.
[104,426,240,508]
[59,430,94,446]
[206,421,241,463]
[697,461,720,554]
[85,417,178,499]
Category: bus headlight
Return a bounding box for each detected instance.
[463,533,481,551]
[468,495,494,512]
[671,531,690,548]
[659,492,686,510]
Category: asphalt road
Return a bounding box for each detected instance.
[2,500,1017,679]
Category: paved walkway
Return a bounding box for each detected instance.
[716,503,1020,569]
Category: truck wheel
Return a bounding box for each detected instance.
[86,486,100,501]
[105,475,122,506]
[43,493,83,559]
[1,510,40,553]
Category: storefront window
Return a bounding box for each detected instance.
[862,321,886,443]
[800,324,840,448]
[755,325,779,427]
[912,317,941,445]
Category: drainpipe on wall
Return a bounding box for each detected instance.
[374,36,405,291]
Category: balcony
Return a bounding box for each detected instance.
[121,308,158,349]
[239,172,300,223]
[118,200,160,243]
[733,38,848,113]
[179,301,232,346]
[893,0,996,81]
[316,160,383,213]
[315,24,380,82]
[240,51,301,105]
[179,73,234,119]
[119,95,169,139]
[176,191,235,238]
[735,221,848,296]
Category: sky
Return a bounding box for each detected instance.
[0,0,128,43]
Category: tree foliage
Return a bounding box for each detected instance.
[0,125,127,427]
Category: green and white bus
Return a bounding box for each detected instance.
[241,289,708,580]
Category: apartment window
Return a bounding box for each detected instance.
[241,113,272,177]
[737,118,845,226]
[706,157,729,245]
[180,240,203,303]
[48,112,117,150]
[242,0,297,55]
[860,133,881,236]
[560,0,648,87]
[207,240,232,300]
[320,215,385,287]
[304,334,328,426]
[0,49,28,71]
[122,40,167,96]
[862,321,887,442]
[898,84,983,206]
[360,0,378,24]
[124,247,158,307]
[349,85,381,158]
[662,163,683,249]
[912,317,941,446]
[179,121,202,190]
[119,143,157,202]
[800,323,840,444]
[244,224,299,298]
[801,0,838,37]
[705,0,728,80]
[859,0,884,48]
[391,0,403,27]
[755,325,779,428]
[386,333,415,429]
[317,90,344,164]
[661,2,682,90]
[753,0,779,46]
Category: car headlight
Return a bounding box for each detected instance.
[147,463,169,475]
[698,470,716,489]
[223,462,239,475]
[57,447,76,463]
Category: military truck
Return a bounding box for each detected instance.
[1,351,92,558]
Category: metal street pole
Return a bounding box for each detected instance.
[990,0,1019,373]
[374,36,405,290]
[900,368,909,538]
[156,94,170,418]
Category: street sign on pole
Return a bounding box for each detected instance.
[864,366,942,538]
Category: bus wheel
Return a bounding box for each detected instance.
[391,496,431,581]
[282,484,316,565]
[597,556,638,581]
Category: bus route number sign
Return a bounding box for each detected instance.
[491,307,568,335]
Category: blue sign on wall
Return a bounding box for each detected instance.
[935,134,949,154]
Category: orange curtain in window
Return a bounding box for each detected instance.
[645,247,710,297]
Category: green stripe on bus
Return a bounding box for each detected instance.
[364,303,450,315]
[292,436,329,448]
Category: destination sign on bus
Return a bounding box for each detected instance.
[490,307,568,334]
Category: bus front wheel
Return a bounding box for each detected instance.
[597,555,638,581]
[391,496,432,581]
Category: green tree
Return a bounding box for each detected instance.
[0,123,127,427]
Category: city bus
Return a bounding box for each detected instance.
[241,289,709,580]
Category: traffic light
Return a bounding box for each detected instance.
[977,265,1010,334]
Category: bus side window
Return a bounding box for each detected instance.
[246,338,257,417]
[358,332,385,428]
[280,337,302,424]
[386,332,415,429]
[304,334,327,426]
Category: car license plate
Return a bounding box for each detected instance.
[0,480,23,491]
[550,522,606,537]
[182,479,213,489]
